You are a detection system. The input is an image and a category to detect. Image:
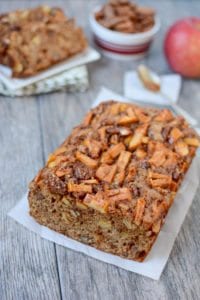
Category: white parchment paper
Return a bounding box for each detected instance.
[8,87,200,280]
[124,71,181,105]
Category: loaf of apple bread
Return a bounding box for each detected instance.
[0,6,87,77]
[28,101,199,261]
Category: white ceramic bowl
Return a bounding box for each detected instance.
[89,7,161,60]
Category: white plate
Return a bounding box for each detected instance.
[0,47,101,90]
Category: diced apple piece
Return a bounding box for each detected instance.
[117,115,138,125]
[149,149,166,167]
[169,127,183,143]
[114,170,125,185]
[48,161,57,168]
[81,179,98,184]
[134,107,150,123]
[106,188,132,202]
[148,141,165,162]
[152,219,162,233]
[53,146,67,155]
[152,201,168,220]
[129,124,148,150]
[117,151,132,170]
[68,182,92,193]
[98,126,107,141]
[84,138,101,157]
[104,142,125,160]
[148,171,172,189]
[101,152,113,164]
[110,134,119,144]
[134,198,146,226]
[175,140,189,156]
[124,136,132,146]
[83,192,108,213]
[62,197,71,207]
[82,111,93,126]
[76,151,98,168]
[47,153,56,164]
[184,137,200,147]
[127,106,136,117]
[55,169,67,177]
[142,136,149,144]
[126,164,136,182]
[34,169,42,183]
[96,164,117,183]
[135,148,147,159]
[119,103,129,112]
[149,142,178,168]
[154,109,173,122]
[97,219,112,229]
[76,201,88,210]
[47,154,67,168]
[109,103,121,115]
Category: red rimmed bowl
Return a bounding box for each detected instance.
[89,7,160,60]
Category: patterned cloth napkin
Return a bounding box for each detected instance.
[0,65,89,96]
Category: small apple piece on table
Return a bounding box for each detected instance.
[164,18,200,78]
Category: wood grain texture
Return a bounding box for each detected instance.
[0,1,200,300]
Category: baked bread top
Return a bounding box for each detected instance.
[32,101,199,230]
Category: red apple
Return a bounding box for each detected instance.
[164,18,200,78]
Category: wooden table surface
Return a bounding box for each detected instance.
[1,0,200,299]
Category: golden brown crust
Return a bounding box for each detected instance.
[0,6,87,77]
[28,100,199,261]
